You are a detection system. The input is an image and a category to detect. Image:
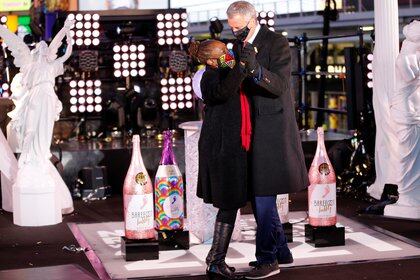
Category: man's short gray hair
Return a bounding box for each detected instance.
[226,1,257,20]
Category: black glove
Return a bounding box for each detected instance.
[240,43,260,77]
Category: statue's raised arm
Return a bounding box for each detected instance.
[47,18,74,63]
[0,24,32,69]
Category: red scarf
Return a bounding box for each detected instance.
[240,86,252,151]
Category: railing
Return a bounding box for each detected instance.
[173,0,420,24]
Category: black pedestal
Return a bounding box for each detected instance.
[304,224,345,247]
[283,223,293,243]
[158,230,190,251]
[121,237,159,261]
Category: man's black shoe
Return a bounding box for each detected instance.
[249,253,294,267]
[245,261,280,279]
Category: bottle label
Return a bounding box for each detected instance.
[125,194,154,231]
[309,183,336,219]
[156,165,181,178]
[135,172,148,186]
[163,194,183,218]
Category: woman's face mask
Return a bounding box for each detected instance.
[217,49,236,69]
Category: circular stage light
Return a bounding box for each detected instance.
[165,13,172,20]
[94,88,102,95]
[92,30,100,37]
[157,22,165,29]
[268,19,275,26]
[162,95,169,102]
[168,78,176,85]
[86,80,93,87]
[95,96,102,103]
[92,39,100,46]
[174,38,181,45]
[158,38,165,45]
[79,105,86,113]
[173,22,181,28]
[178,102,185,109]
[177,86,184,92]
[84,30,92,37]
[84,22,92,29]
[76,39,83,46]
[157,14,164,21]
[84,38,92,46]
[130,69,138,76]
[114,62,122,69]
[174,29,181,36]
[169,94,177,101]
[158,30,165,37]
[182,37,189,44]
[76,13,83,21]
[173,13,180,20]
[182,29,189,36]
[139,69,146,76]
[70,89,77,96]
[139,61,146,68]
[70,97,77,104]
[70,106,77,113]
[176,78,183,84]
[260,19,267,25]
[138,44,145,52]
[161,79,168,86]
[92,14,100,21]
[78,88,86,96]
[169,86,176,93]
[67,14,75,21]
[78,80,85,87]
[114,70,122,77]
[87,105,94,112]
[166,30,173,37]
[186,101,193,108]
[177,94,185,101]
[92,22,100,29]
[185,93,192,100]
[162,103,169,110]
[86,88,94,95]
[181,13,188,20]
[161,87,168,94]
[184,77,191,84]
[95,104,102,112]
[170,102,177,110]
[70,80,77,88]
[185,85,192,92]
[76,22,83,29]
[76,30,83,38]
[94,80,102,87]
[165,22,173,29]
[268,11,275,18]
[86,96,94,104]
[181,21,188,28]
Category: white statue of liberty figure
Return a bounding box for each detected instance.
[0,19,75,225]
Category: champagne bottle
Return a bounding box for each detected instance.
[123,135,156,239]
[154,130,184,230]
[308,127,337,226]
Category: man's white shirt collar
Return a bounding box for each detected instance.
[247,23,261,44]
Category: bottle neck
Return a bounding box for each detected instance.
[315,129,327,160]
[160,132,176,165]
[130,137,143,167]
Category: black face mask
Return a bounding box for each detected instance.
[232,23,250,42]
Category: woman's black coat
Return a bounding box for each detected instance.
[235,25,310,196]
[196,64,248,210]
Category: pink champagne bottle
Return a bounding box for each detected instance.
[154,130,184,230]
[123,135,156,239]
[308,127,337,226]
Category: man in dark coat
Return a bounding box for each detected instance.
[227,1,310,278]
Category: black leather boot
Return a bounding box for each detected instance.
[205,222,241,279]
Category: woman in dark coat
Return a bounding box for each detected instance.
[189,40,247,279]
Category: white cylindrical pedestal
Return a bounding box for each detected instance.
[368,0,400,199]
[180,121,241,243]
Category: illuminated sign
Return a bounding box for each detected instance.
[0,0,31,12]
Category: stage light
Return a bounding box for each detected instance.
[160,74,193,111]
[282,31,288,36]
[113,43,146,78]
[67,13,100,47]
[366,53,374,88]
[258,11,275,32]
[156,11,189,46]
[227,42,234,50]
[69,79,102,113]
[186,101,193,108]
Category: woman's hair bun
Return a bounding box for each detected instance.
[188,41,201,61]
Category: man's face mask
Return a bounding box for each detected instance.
[232,21,250,42]
[217,49,236,69]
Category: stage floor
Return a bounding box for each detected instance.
[71,212,420,279]
[1,192,419,280]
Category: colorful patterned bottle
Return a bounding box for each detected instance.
[154,130,184,230]
[308,127,337,226]
[123,135,156,239]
